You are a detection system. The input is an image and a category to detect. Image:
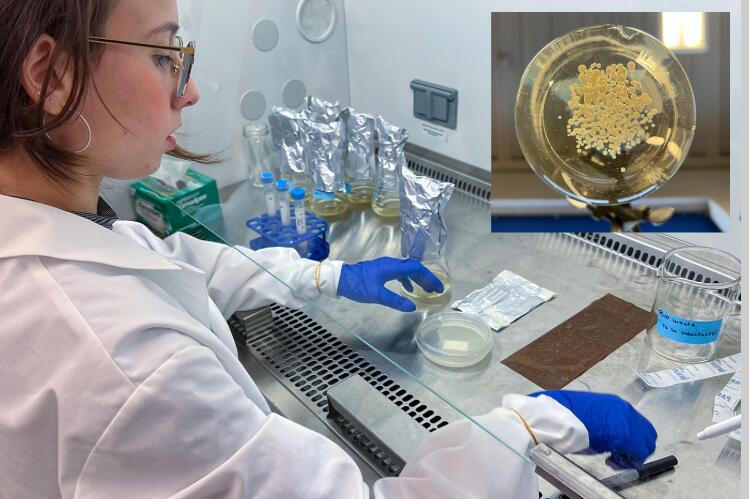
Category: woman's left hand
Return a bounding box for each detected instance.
[337,257,444,312]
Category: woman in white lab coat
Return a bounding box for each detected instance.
[0,1,657,498]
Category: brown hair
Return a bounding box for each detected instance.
[0,0,217,185]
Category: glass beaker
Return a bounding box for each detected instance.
[309,190,350,221]
[646,246,741,363]
[401,258,453,301]
[371,189,400,220]
[243,122,278,188]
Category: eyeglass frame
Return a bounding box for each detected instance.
[89,35,196,98]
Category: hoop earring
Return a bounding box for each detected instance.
[43,113,92,154]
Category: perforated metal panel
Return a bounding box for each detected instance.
[229,304,451,476]
[405,148,491,202]
[569,232,741,302]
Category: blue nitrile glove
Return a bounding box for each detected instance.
[337,257,444,312]
[530,390,657,469]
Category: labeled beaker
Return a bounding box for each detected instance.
[646,246,741,363]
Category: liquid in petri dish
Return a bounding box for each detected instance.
[417,313,492,368]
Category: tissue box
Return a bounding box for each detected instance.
[131,168,223,242]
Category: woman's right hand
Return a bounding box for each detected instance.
[530,390,657,469]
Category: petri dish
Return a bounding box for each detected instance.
[515,25,696,206]
[416,312,493,368]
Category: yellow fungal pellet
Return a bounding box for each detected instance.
[620,167,626,173]
[566,61,658,159]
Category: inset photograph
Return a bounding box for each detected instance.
[491,12,731,232]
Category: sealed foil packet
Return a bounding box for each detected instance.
[375,116,408,191]
[400,167,454,262]
[452,270,555,330]
[344,109,376,182]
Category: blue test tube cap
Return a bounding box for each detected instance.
[275,179,290,192]
[260,172,274,184]
[291,187,306,201]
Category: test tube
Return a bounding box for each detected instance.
[276,179,291,225]
[261,172,275,217]
[291,187,307,235]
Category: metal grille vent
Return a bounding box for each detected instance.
[570,232,741,302]
[571,232,665,269]
[406,158,490,201]
[233,305,450,433]
[404,145,491,203]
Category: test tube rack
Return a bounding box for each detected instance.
[246,209,330,261]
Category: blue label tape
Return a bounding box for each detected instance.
[656,308,723,345]
[313,190,336,201]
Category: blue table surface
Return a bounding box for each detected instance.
[491,213,721,232]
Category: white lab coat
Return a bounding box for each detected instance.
[0,194,589,498]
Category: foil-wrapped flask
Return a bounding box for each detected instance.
[372,117,407,220]
[399,168,454,300]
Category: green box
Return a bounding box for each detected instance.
[130,168,224,242]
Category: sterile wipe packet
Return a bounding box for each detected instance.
[451,270,555,331]
[151,156,191,190]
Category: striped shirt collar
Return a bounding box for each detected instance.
[7,195,119,230]
[68,197,119,230]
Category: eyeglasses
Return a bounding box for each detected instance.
[89,35,196,98]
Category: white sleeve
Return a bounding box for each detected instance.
[372,395,589,499]
[75,346,369,499]
[113,221,343,317]
[501,394,589,453]
[76,344,588,499]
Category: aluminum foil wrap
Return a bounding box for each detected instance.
[305,95,342,124]
[302,118,346,193]
[452,270,555,331]
[375,116,408,191]
[268,107,307,175]
[399,167,454,262]
[345,109,376,181]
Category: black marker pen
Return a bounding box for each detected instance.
[601,455,678,490]
[556,455,678,498]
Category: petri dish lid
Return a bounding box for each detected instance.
[416,312,493,368]
[515,24,696,206]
